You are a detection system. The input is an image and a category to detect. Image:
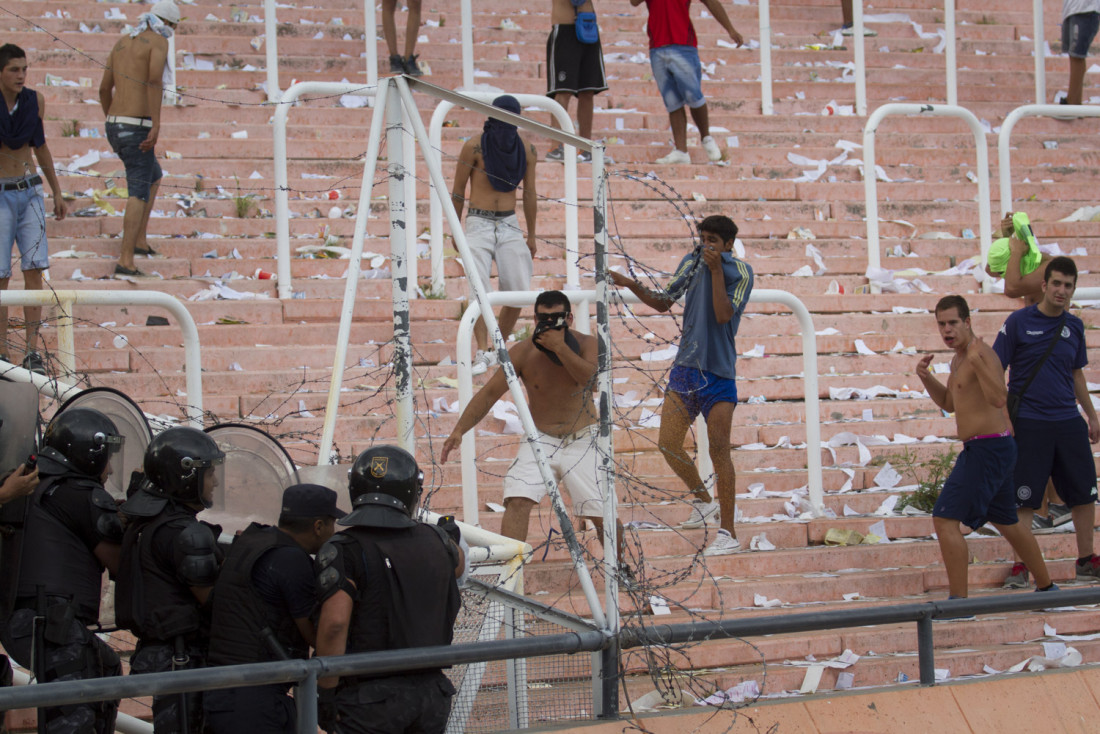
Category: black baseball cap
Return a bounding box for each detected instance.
[281,483,346,519]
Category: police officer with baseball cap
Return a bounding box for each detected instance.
[313,446,464,734]
[204,484,345,733]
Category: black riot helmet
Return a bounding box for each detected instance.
[39,407,124,478]
[340,445,423,528]
[143,427,225,508]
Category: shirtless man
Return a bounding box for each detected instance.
[99,0,179,277]
[546,0,607,161]
[440,291,622,554]
[0,44,66,372]
[450,95,538,375]
[917,295,1057,601]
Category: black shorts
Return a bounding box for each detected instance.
[932,435,1019,529]
[547,24,608,96]
[1013,416,1099,509]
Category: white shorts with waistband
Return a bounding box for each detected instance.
[503,425,605,517]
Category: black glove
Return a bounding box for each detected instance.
[437,515,461,545]
[318,687,339,732]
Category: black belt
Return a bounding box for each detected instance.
[0,175,41,191]
[468,208,515,219]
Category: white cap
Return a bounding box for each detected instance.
[151,0,180,25]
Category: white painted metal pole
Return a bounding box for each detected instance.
[427,100,456,294]
[403,115,418,297]
[265,0,279,103]
[274,82,379,300]
[759,0,773,115]
[54,294,76,378]
[853,0,867,116]
[461,0,474,89]
[389,86,416,454]
[945,0,957,106]
[365,0,378,92]
[863,112,881,287]
[316,82,391,464]
[1033,0,1046,104]
[165,33,178,106]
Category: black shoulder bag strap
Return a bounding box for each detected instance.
[1010,311,1067,415]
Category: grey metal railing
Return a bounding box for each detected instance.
[4,587,1100,729]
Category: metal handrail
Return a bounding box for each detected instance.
[863,103,992,291]
[0,290,204,426]
[997,104,1100,216]
[453,288,824,526]
[3,588,1099,721]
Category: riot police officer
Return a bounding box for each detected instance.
[115,426,224,733]
[0,407,125,733]
[314,446,464,734]
[204,483,344,733]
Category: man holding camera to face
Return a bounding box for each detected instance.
[441,291,622,554]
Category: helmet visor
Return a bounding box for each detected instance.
[181,453,225,509]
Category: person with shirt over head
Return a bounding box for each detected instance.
[450,95,538,376]
[992,257,1100,587]
[611,214,752,556]
[204,483,343,734]
[917,295,1058,605]
[629,0,742,164]
[0,408,125,733]
[313,446,463,734]
[98,0,179,277]
[0,43,67,374]
[115,427,225,733]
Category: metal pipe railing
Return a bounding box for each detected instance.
[1033,0,1046,105]
[0,290,204,425]
[864,103,991,290]
[997,104,1100,216]
[454,288,824,525]
[5,587,1100,717]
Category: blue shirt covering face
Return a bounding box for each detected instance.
[992,304,1088,421]
[666,248,754,380]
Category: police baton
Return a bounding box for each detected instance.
[32,586,46,734]
[172,636,190,733]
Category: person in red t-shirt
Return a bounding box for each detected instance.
[630,0,741,164]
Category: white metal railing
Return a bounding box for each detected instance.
[0,290,204,426]
[453,289,825,526]
[864,103,991,289]
[272,82,420,300]
[1033,0,1046,104]
[427,93,580,295]
[263,0,378,103]
[998,104,1100,215]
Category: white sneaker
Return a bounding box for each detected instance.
[703,529,741,556]
[681,499,719,529]
[471,349,496,376]
[701,135,723,162]
[655,149,691,165]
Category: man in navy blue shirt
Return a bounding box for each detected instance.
[611,214,753,556]
[992,256,1100,585]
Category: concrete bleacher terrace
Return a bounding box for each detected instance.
[3,0,1100,724]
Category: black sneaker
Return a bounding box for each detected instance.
[389,54,405,74]
[1032,513,1056,535]
[21,352,45,375]
[404,54,423,77]
[1049,503,1073,526]
[579,150,592,163]
[546,145,565,162]
[1075,555,1100,582]
[114,264,147,278]
[134,245,157,256]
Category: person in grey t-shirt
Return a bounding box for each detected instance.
[611,214,753,557]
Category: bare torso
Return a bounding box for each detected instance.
[551,0,595,26]
[512,336,599,435]
[104,30,166,116]
[465,134,535,212]
[948,340,1010,441]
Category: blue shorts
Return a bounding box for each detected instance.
[1063,12,1099,59]
[0,182,48,278]
[650,45,705,113]
[667,364,738,420]
[106,122,163,202]
[933,435,1019,529]
[1012,416,1098,509]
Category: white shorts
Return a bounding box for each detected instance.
[503,425,605,517]
[464,213,532,296]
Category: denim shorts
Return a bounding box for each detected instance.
[650,45,706,112]
[1063,12,1099,59]
[0,183,48,278]
[106,121,163,202]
